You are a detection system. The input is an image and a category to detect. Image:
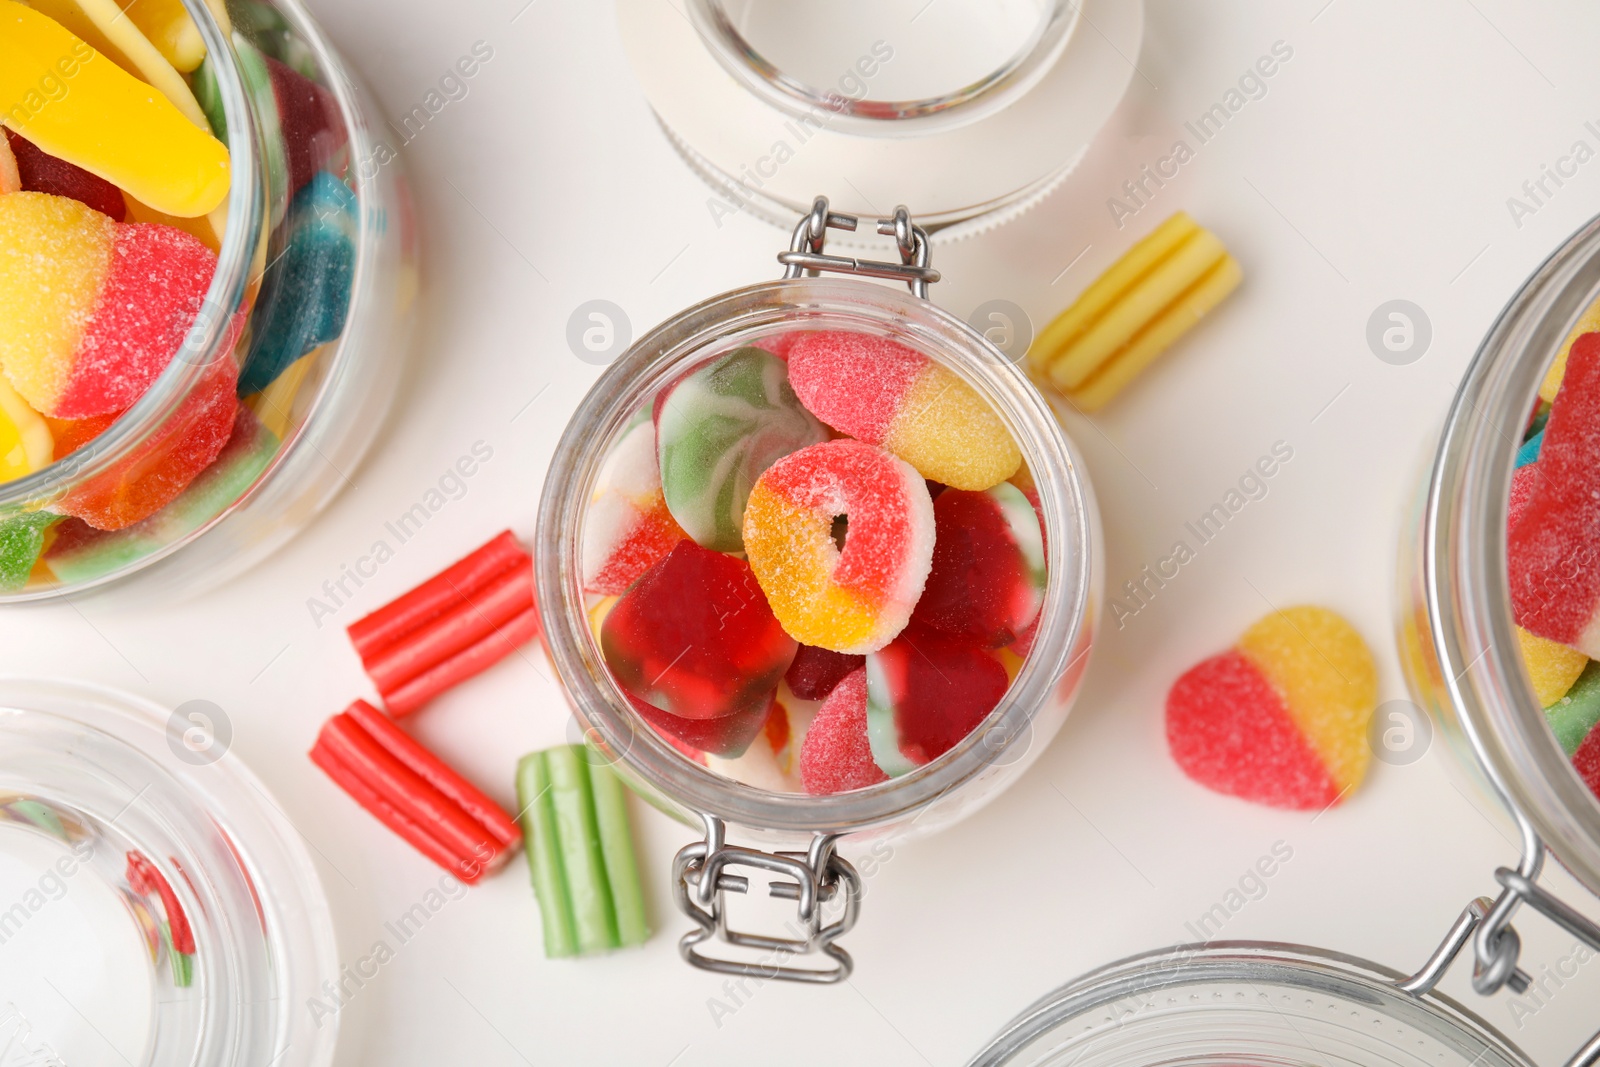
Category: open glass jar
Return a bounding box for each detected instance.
[0,0,413,602]
[537,198,1101,980]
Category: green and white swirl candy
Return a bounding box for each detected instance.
[655,347,829,553]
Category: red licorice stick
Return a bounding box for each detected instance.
[309,740,486,882]
[381,606,540,717]
[363,562,534,695]
[343,699,520,850]
[126,851,195,953]
[347,531,526,660]
[318,715,503,867]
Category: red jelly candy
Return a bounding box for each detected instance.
[912,483,1045,648]
[6,131,126,220]
[266,56,349,195]
[628,692,773,759]
[601,541,796,720]
[800,668,888,795]
[865,628,1010,773]
[784,644,863,701]
[56,353,239,530]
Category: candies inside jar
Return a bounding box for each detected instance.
[0,0,412,599]
[582,329,1049,795]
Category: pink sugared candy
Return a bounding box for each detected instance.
[800,668,888,795]
[582,420,687,595]
[865,628,1010,775]
[601,541,796,720]
[0,192,225,420]
[912,482,1045,648]
[1510,332,1600,655]
[786,331,1021,491]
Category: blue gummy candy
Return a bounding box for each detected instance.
[237,171,357,396]
[1515,428,1543,469]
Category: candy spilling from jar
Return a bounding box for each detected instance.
[0,0,356,591]
[584,331,1045,796]
[1505,314,1600,797]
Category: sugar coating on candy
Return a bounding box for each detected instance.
[785,644,864,700]
[1508,464,1539,533]
[743,439,934,654]
[655,347,827,552]
[0,512,57,591]
[1236,606,1376,794]
[582,421,686,595]
[913,482,1046,647]
[0,193,116,410]
[800,668,888,795]
[601,541,796,720]
[1509,333,1600,655]
[865,628,1010,775]
[1517,626,1588,707]
[788,331,926,443]
[6,131,126,220]
[1575,724,1600,800]
[1166,650,1341,810]
[883,363,1021,491]
[1546,661,1600,756]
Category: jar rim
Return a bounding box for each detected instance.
[1421,210,1600,896]
[535,276,1096,836]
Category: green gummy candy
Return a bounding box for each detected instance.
[1547,660,1600,756]
[515,745,649,958]
[0,511,57,591]
[656,347,828,553]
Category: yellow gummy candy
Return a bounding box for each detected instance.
[118,0,205,72]
[0,372,52,480]
[884,365,1022,492]
[0,132,17,193]
[1538,295,1600,404]
[1237,606,1378,794]
[0,0,230,217]
[1030,211,1241,413]
[1516,626,1588,707]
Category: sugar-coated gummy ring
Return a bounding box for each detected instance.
[742,439,934,655]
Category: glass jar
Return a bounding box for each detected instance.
[0,678,337,1067]
[0,0,413,602]
[536,199,1101,980]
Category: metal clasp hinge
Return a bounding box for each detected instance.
[778,196,940,300]
[672,815,863,984]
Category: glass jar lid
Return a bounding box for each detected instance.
[615,0,1143,234]
[0,679,338,1066]
[968,943,1531,1067]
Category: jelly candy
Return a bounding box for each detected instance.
[1574,728,1600,799]
[1539,299,1600,404]
[0,375,52,480]
[55,350,239,529]
[1516,429,1542,469]
[0,0,230,217]
[5,131,126,220]
[799,668,888,795]
[601,540,796,720]
[628,691,772,759]
[0,133,16,194]
[582,420,686,595]
[784,644,863,701]
[46,405,277,582]
[1029,212,1241,412]
[654,346,827,552]
[912,482,1045,648]
[1166,606,1377,810]
[1508,463,1539,532]
[1517,626,1587,707]
[743,439,935,654]
[119,0,209,72]
[1546,661,1600,756]
[865,628,1010,776]
[237,173,355,395]
[0,511,56,590]
[0,193,227,418]
[1509,333,1600,656]
[265,55,348,196]
[786,331,1021,491]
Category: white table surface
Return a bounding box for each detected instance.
[10,0,1600,1063]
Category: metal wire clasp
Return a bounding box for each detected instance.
[1398,809,1600,1067]
[672,814,863,984]
[778,196,941,300]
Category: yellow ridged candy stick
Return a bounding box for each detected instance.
[118,0,205,71]
[22,0,207,127]
[1068,254,1241,412]
[0,0,229,216]
[248,346,323,439]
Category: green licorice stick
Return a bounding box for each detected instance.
[544,746,619,954]
[586,758,649,947]
[515,752,578,958]
[1547,661,1600,756]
